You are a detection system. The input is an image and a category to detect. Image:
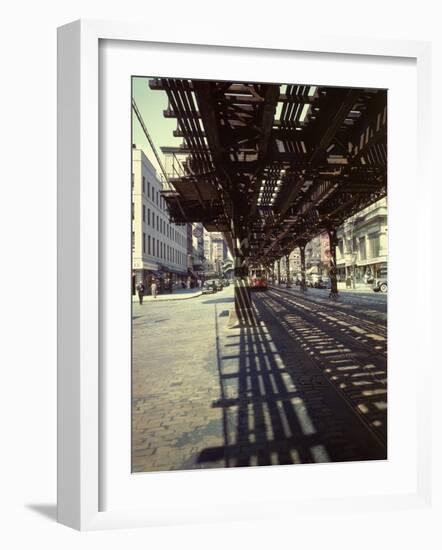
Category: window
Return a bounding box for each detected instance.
[148,235,151,255]
[143,232,146,254]
[152,237,155,257]
[132,231,135,253]
[359,236,367,260]
[142,205,145,223]
[148,208,150,226]
[142,176,145,194]
[131,173,134,189]
[132,202,134,220]
[157,240,159,257]
[368,232,380,258]
[157,215,159,231]
[156,191,159,205]
[147,181,150,198]
[338,239,344,257]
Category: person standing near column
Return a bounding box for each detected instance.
[136,281,145,305]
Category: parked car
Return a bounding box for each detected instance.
[315,278,330,289]
[214,279,224,291]
[222,279,230,287]
[202,280,217,294]
[372,268,388,293]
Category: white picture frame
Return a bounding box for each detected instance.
[57,19,433,531]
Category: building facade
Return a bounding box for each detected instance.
[335,198,388,282]
[190,223,205,274]
[132,147,188,293]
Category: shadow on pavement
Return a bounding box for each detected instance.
[197,295,386,469]
[201,297,235,305]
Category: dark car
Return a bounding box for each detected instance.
[202,280,217,294]
[214,279,224,291]
[315,279,330,289]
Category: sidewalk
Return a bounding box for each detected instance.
[133,287,202,303]
[337,282,376,294]
[272,282,376,294]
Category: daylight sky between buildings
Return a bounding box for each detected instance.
[132,77,182,180]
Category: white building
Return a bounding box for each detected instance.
[336,198,388,282]
[132,146,188,292]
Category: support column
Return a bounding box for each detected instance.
[233,235,253,324]
[286,254,291,288]
[299,242,306,290]
[327,228,338,295]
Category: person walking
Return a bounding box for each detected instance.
[151,279,158,299]
[136,281,145,305]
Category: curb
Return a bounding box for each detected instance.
[133,291,203,303]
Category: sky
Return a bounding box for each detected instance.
[132,77,182,179]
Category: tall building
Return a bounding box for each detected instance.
[131,146,188,292]
[190,223,205,273]
[203,229,213,271]
[211,232,228,274]
[201,230,228,275]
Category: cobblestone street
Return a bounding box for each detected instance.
[132,285,387,472]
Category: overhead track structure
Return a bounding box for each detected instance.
[148,78,387,317]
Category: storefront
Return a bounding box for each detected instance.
[132,261,191,295]
[132,258,159,295]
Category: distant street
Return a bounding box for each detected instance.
[132,285,387,472]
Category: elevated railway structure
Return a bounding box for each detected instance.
[148,78,387,320]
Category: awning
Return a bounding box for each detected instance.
[163,267,188,276]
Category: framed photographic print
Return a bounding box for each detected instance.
[57,19,433,530]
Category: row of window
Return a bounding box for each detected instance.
[132,232,186,265]
[131,171,168,212]
[338,232,382,261]
[131,202,186,247]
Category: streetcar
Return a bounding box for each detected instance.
[250,268,268,291]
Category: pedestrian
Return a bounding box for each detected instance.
[136,281,145,305]
[151,279,158,299]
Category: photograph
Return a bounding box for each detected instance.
[131,77,388,473]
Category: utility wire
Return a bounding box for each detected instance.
[132,97,170,189]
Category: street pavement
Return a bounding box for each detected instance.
[132,284,387,472]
